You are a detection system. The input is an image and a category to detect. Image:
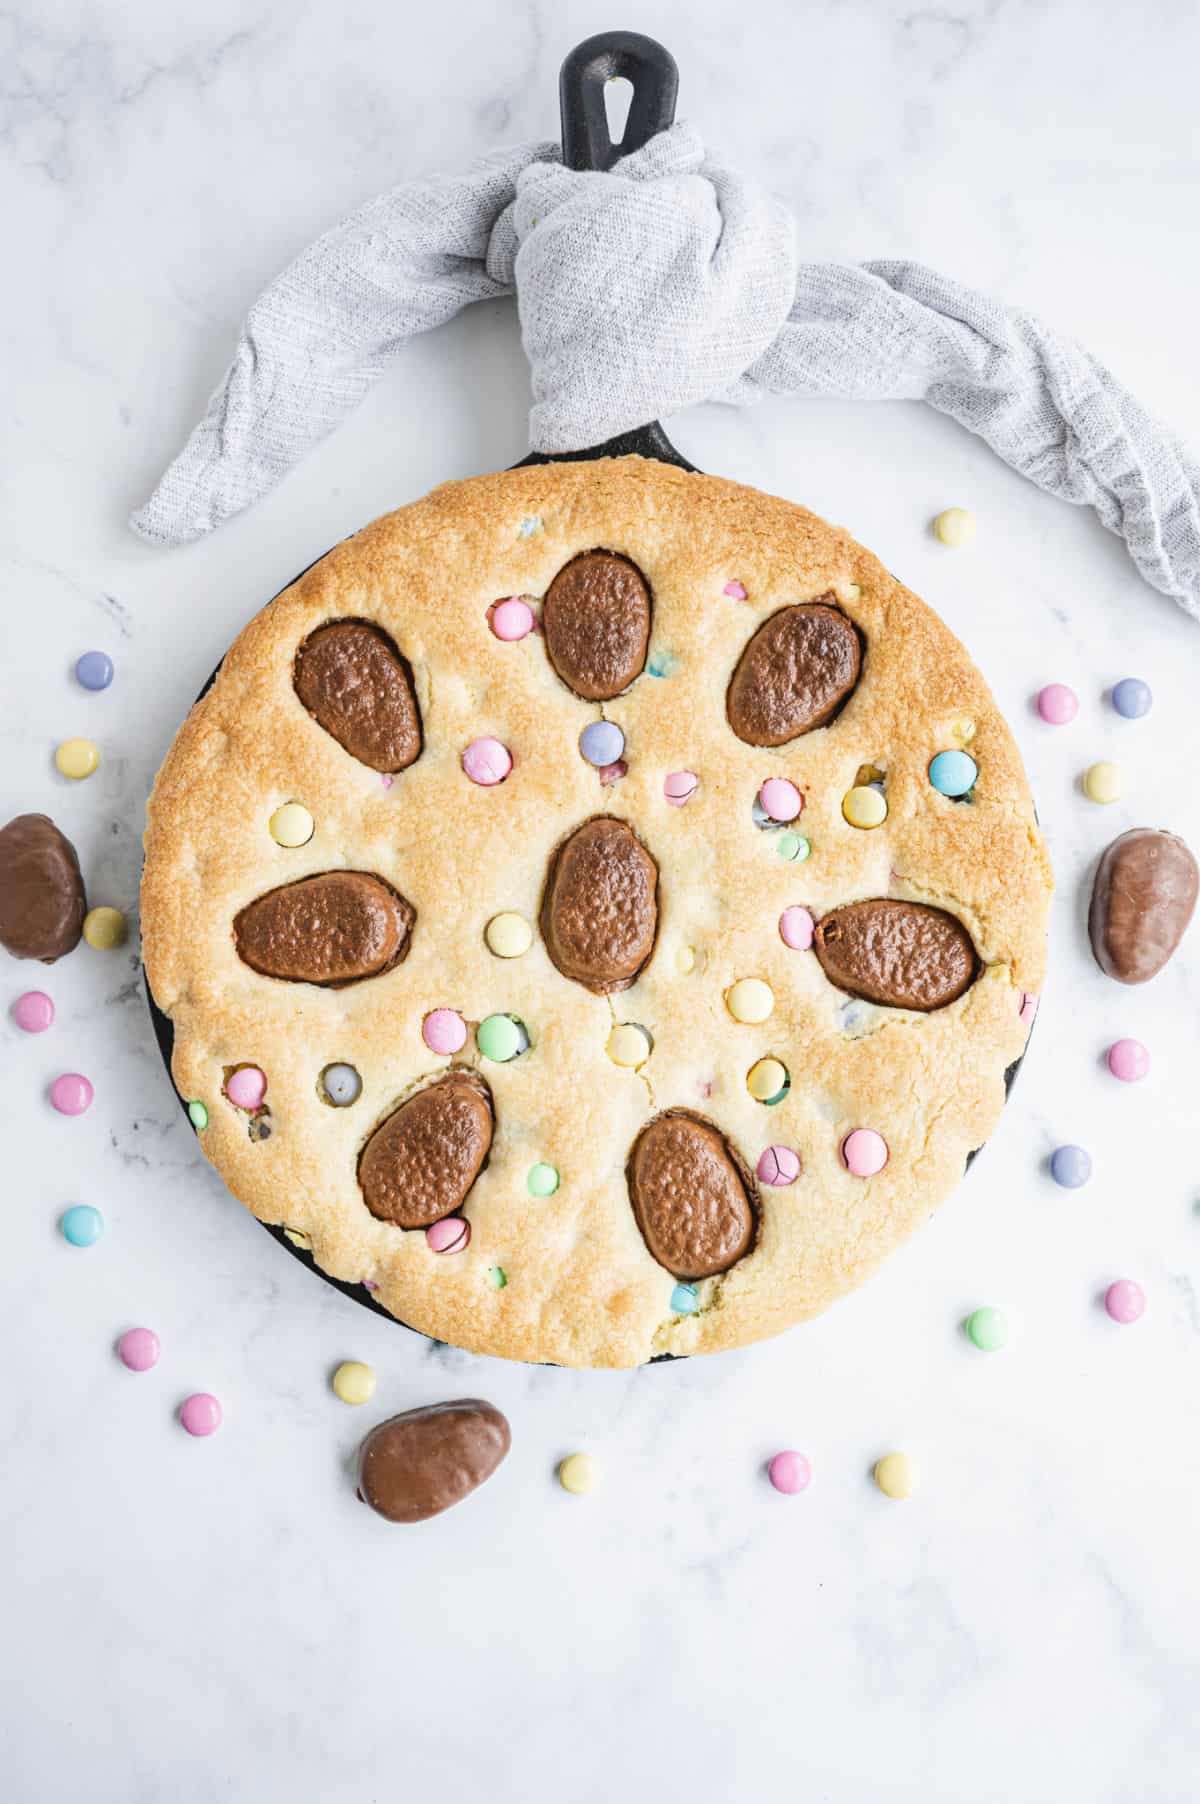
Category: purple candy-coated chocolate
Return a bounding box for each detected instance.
[117,1327,161,1372]
[779,907,814,951]
[14,990,54,1032]
[1104,1279,1145,1324]
[1106,1037,1149,1082]
[50,1072,93,1115]
[463,737,512,786]
[426,1216,470,1255]
[180,1392,223,1436]
[423,1008,468,1055]
[767,1450,811,1494]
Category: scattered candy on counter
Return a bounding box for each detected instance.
[485,911,532,958]
[874,1451,917,1500]
[767,1450,811,1495]
[75,650,114,691]
[928,749,977,797]
[726,977,774,1024]
[675,943,696,975]
[779,906,814,951]
[179,1392,223,1437]
[756,1145,800,1186]
[488,1265,507,1289]
[321,1063,362,1106]
[117,1327,160,1372]
[187,1100,209,1130]
[462,737,512,786]
[932,507,975,547]
[607,1022,652,1069]
[527,1162,560,1197]
[1110,677,1152,719]
[663,769,698,807]
[841,1128,888,1177]
[357,1401,511,1522]
[758,777,802,823]
[224,1066,267,1111]
[747,1057,790,1104]
[1089,829,1197,983]
[83,906,127,950]
[60,1203,104,1246]
[670,1282,698,1314]
[423,1008,468,1055]
[55,737,99,781]
[557,1452,598,1495]
[842,784,887,829]
[723,580,747,599]
[1104,1279,1145,1325]
[1083,760,1123,804]
[332,1360,377,1405]
[965,1305,1008,1351]
[477,1013,528,1062]
[427,1216,470,1254]
[0,813,86,962]
[488,597,535,641]
[269,802,314,847]
[1050,1144,1092,1188]
[50,1072,93,1115]
[776,832,811,862]
[13,990,54,1032]
[1106,1037,1149,1083]
[1036,683,1078,725]
[579,720,625,768]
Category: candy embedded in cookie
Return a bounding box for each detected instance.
[542,550,652,700]
[358,1071,493,1228]
[726,600,862,747]
[0,813,87,963]
[541,816,658,994]
[356,1399,511,1523]
[293,619,422,772]
[1088,828,1198,984]
[627,1109,757,1280]
[234,871,414,986]
[813,899,978,1012]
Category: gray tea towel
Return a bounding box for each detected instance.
[132,123,1200,619]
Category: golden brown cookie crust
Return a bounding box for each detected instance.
[142,458,1051,1369]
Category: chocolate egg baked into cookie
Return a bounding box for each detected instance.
[142,458,1051,1368]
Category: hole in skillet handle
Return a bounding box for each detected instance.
[515,31,695,479]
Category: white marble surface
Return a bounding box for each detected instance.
[3,2,1199,1799]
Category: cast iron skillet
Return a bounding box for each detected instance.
[145,29,1024,1347]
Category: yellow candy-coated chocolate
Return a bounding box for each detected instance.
[607,1023,651,1069]
[558,1452,598,1495]
[675,943,696,976]
[486,911,533,958]
[83,906,127,950]
[332,1360,376,1406]
[55,737,99,781]
[951,716,976,744]
[747,1057,787,1102]
[1084,760,1123,804]
[726,977,774,1024]
[933,507,976,547]
[842,785,888,829]
[269,801,314,847]
[874,1451,918,1500]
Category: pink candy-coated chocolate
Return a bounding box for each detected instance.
[664,770,698,807]
[723,580,748,600]
[14,990,54,1032]
[426,1216,470,1255]
[759,777,802,823]
[489,597,535,642]
[1106,1037,1149,1083]
[463,737,512,786]
[225,1066,267,1111]
[50,1072,93,1116]
[1037,683,1078,725]
[423,1008,467,1055]
[1019,991,1038,1028]
[757,1145,801,1187]
[841,1127,888,1178]
[1104,1278,1145,1324]
[180,1392,223,1436]
[779,906,815,951]
[117,1327,161,1372]
[767,1450,811,1495]
[598,760,627,786]
[380,773,394,790]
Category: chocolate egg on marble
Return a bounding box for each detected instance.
[0,813,87,963]
[358,1071,493,1228]
[357,1399,511,1523]
[1089,828,1198,984]
[542,551,652,700]
[541,815,658,994]
[814,899,978,1011]
[234,871,414,986]
[726,600,862,746]
[627,1110,756,1279]
[293,620,422,772]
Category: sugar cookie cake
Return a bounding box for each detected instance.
[142,457,1051,1368]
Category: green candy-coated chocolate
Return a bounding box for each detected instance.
[488,1266,507,1290]
[187,1100,209,1131]
[966,1305,1008,1351]
[776,833,811,863]
[527,1162,560,1197]
[477,1014,524,1062]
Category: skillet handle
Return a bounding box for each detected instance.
[559,31,679,172]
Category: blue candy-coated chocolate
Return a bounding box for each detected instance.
[670,1282,698,1315]
[75,650,114,691]
[1049,1144,1092,1189]
[61,1204,104,1246]
[579,720,625,767]
[1110,677,1152,719]
[928,749,978,797]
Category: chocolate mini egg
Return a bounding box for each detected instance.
[234,871,414,986]
[542,550,652,700]
[293,620,422,773]
[814,899,978,1011]
[541,816,658,994]
[1088,829,1198,984]
[0,813,87,963]
[357,1399,511,1523]
[726,600,862,746]
[627,1109,756,1279]
[358,1071,493,1228]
